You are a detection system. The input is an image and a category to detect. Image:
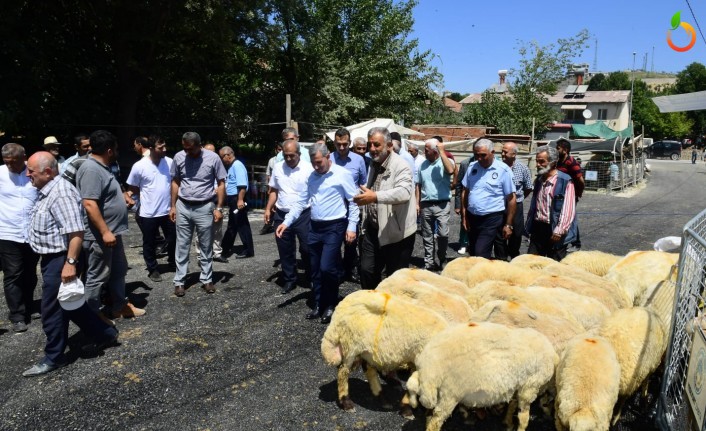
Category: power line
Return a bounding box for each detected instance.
[685,0,706,46]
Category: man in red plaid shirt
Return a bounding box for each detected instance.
[555,138,585,252]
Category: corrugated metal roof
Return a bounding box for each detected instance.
[652,90,706,112]
[547,90,630,103]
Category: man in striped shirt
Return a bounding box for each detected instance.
[524,145,577,261]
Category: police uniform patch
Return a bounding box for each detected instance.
[492,172,498,179]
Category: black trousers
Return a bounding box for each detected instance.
[221,196,254,256]
[493,201,524,261]
[0,239,39,323]
[274,208,311,285]
[359,227,415,290]
[139,215,176,272]
[466,211,504,259]
[528,221,568,262]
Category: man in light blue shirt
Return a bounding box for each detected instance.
[416,138,455,270]
[276,143,359,324]
[461,139,517,258]
[332,128,367,283]
[219,146,254,259]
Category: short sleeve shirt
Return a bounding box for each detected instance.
[126,156,173,218]
[462,158,515,215]
[171,149,227,201]
[269,160,314,211]
[0,165,37,243]
[417,157,453,201]
[225,159,249,196]
[510,162,533,204]
[76,157,129,241]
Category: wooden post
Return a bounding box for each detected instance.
[286,94,292,127]
[530,118,535,153]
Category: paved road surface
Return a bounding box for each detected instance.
[0,158,703,430]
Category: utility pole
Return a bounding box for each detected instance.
[593,39,598,72]
[286,94,292,127]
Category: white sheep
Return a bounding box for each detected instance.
[597,306,667,425]
[320,290,448,411]
[465,281,609,330]
[439,256,488,284]
[471,300,584,354]
[554,335,621,431]
[510,254,557,271]
[560,250,622,276]
[531,273,631,311]
[464,259,543,288]
[376,278,473,324]
[604,250,679,306]
[407,321,558,431]
[388,268,470,297]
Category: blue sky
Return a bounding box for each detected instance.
[410,0,706,93]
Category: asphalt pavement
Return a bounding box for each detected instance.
[0,158,703,431]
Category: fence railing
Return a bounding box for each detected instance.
[582,154,646,193]
[658,208,706,430]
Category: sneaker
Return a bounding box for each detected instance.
[457,247,467,255]
[112,302,146,319]
[12,321,28,333]
[148,270,162,282]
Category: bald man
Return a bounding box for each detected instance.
[23,152,118,376]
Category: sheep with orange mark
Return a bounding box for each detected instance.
[471,300,584,354]
[604,250,679,306]
[597,306,667,425]
[439,256,488,284]
[465,281,609,330]
[554,335,621,431]
[387,268,469,297]
[320,290,448,412]
[531,273,630,311]
[559,250,622,277]
[407,322,558,431]
[376,278,473,324]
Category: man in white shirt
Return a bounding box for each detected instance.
[265,139,313,295]
[126,136,175,282]
[0,143,39,332]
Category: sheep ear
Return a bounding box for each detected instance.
[527,311,538,320]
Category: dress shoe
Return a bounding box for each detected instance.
[174,285,186,297]
[111,302,146,319]
[12,321,28,333]
[281,282,296,295]
[320,307,335,324]
[213,255,229,263]
[22,360,65,377]
[305,307,321,320]
[202,282,216,294]
[344,272,360,284]
[234,252,254,259]
[148,270,162,282]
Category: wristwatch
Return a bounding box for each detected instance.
[504,224,513,230]
[215,207,224,213]
[66,257,78,265]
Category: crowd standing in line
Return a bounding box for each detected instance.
[0,126,583,376]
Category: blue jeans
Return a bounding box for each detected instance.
[83,235,128,314]
[308,219,346,310]
[40,253,117,365]
[174,199,214,286]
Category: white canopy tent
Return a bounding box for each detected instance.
[652,90,706,113]
[404,138,476,150]
[325,118,424,142]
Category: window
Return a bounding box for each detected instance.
[597,108,608,120]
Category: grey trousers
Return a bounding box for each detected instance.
[174,200,214,286]
[421,200,451,268]
[83,235,128,313]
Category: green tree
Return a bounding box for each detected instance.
[587,73,607,90]
[675,62,706,137]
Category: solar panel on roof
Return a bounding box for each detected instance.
[565,85,578,94]
[576,85,589,94]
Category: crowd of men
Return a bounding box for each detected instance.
[0,127,583,376]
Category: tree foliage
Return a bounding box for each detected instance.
[0,0,439,153]
[675,62,706,137]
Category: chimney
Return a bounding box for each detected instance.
[575,69,585,85]
[498,69,507,85]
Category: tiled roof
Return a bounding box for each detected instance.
[459,93,484,104]
[443,97,463,112]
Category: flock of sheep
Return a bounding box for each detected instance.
[320,250,680,431]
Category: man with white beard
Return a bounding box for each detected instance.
[523,145,577,261]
